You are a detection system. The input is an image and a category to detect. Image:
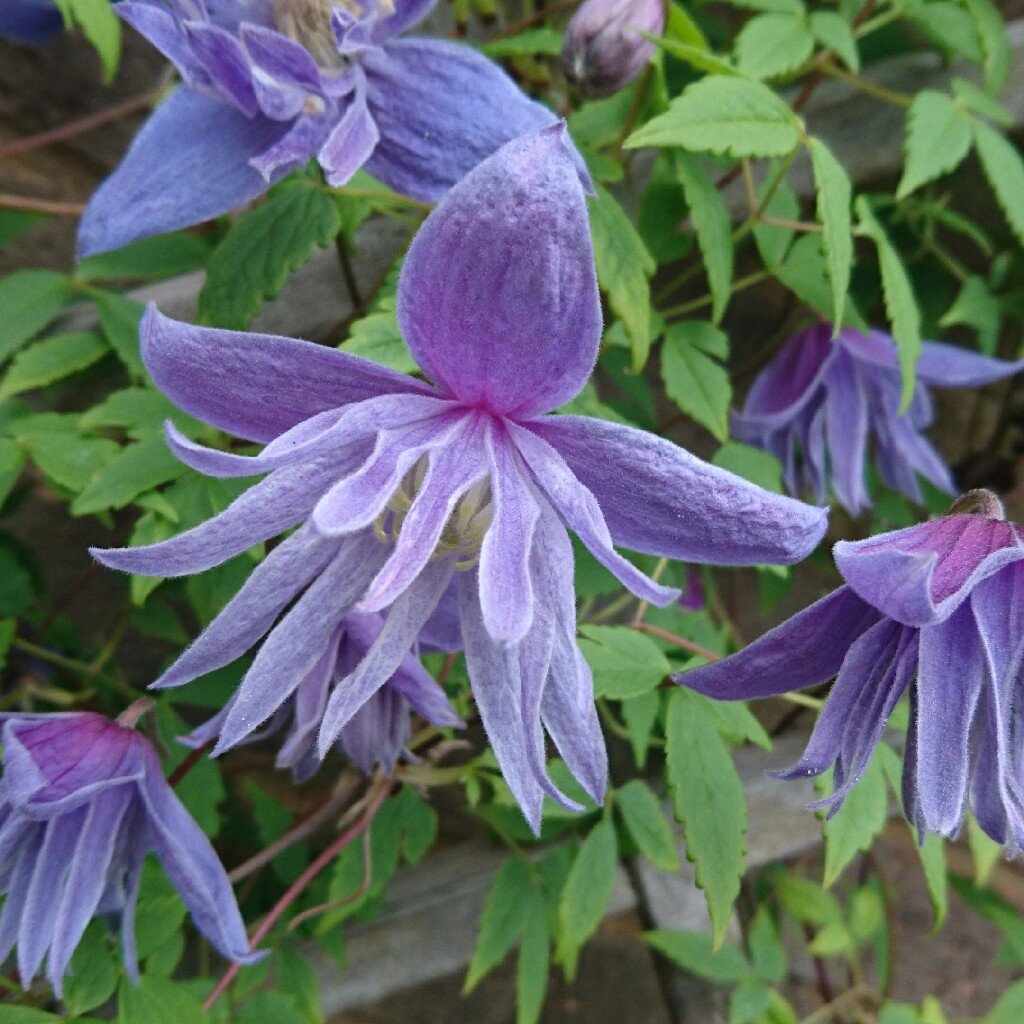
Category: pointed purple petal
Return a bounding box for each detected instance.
[915,340,1024,388]
[679,586,880,699]
[318,82,381,187]
[824,351,870,514]
[530,415,829,566]
[77,89,291,257]
[370,0,436,41]
[396,121,599,417]
[915,603,984,835]
[117,2,211,85]
[139,306,435,443]
[183,21,260,115]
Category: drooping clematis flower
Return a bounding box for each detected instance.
[0,0,63,43]
[562,0,664,97]
[677,489,1024,848]
[0,708,258,994]
[732,324,1024,516]
[183,607,464,779]
[93,125,827,831]
[76,0,581,256]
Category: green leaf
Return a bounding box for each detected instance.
[63,919,118,1016]
[916,830,948,930]
[516,888,550,1024]
[748,906,786,983]
[578,624,671,699]
[199,184,342,329]
[340,311,417,374]
[466,858,534,991]
[819,750,889,886]
[730,980,775,1024]
[615,779,680,871]
[906,1,982,63]
[879,1003,921,1024]
[245,781,305,884]
[395,785,438,864]
[806,920,853,957]
[76,231,213,282]
[675,154,733,324]
[735,13,814,79]
[0,1011,65,1023]
[665,688,747,945]
[0,331,108,400]
[775,234,867,330]
[967,813,1003,885]
[556,816,619,977]
[236,992,309,1024]
[13,414,119,492]
[0,431,36,507]
[712,441,783,493]
[0,210,48,249]
[118,975,209,1024]
[68,0,121,81]
[808,138,852,328]
[276,945,323,1024]
[482,27,562,57]
[132,861,188,963]
[0,269,72,362]
[589,185,655,370]
[972,119,1024,250]
[621,689,661,769]
[855,197,921,412]
[644,930,750,982]
[660,320,732,440]
[627,76,801,158]
[698,695,773,750]
[848,885,884,942]
[940,275,999,355]
[752,175,800,267]
[776,876,843,925]
[81,386,210,439]
[95,291,147,379]
[985,978,1024,1024]
[897,91,972,199]
[72,437,185,515]
[650,33,741,77]
[951,77,1012,126]
[962,0,1011,92]
[808,11,858,71]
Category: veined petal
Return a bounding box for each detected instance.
[151,524,342,689]
[824,352,870,515]
[679,586,880,699]
[240,23,321,92]
[138,747,260,965]
[139,306,435,443]
[395,121,599,417]
[117,2,212,85]
[77,90,290,257]
[510,423,679,605]
[370,0,436,41]
[530,415,828,566]
[358,419,488,612]
[274,632,342,770]
[0,830,41,970]
[319,558,455,748]
[390,655,464,727]
[835,514,1024,626]
[477,419,540,646]
[91,452,349,577]
[915,340,1024,388]
[915,604,984,835]
[318,81,381,187]
[215,534,387,752]
[183,21,260,115]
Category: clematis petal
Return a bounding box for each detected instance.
[215,535,387,752]
[0,830,41,970]
[835,514,1024,626]
[824,351,870,514]
[91,453,349,577]
[151,524,342,689]
[510,423,679,605]
[478,420,541,646]
[139,306,435,443]
[679,586,880,699]
[915,604,984,835]
[138,747,260,964]
[318,81,381,187]
[319,558,456,748]
[240,23,321,93]
[390,655,464,727]
[0,0,64,42]
[529,415,828,567]
[117,2,212,85]
[395,121,599,417]
[370,0,436,41]
[914,340,1024,388]
[77,90,291,257]
[183,21,260,115]
[364,40,585,205]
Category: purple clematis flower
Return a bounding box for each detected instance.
[678,489,1024,848]
[0,0,63,43]
[92,125,827,831]
[76,0,580,256]
[0,709,258,994]
[184,607,464,779]
[732,324,1024,516]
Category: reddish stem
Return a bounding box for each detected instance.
[633,622,722,662]
[0,193,86,216]
[167,741,213,788]
[203,778,394,1011]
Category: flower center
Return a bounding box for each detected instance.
[375,457,494,568]
[272,0,355,66]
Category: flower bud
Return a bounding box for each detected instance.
[562,0,664,97]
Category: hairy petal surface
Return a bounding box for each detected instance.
[397,123,600,417]
[531,415,828,565]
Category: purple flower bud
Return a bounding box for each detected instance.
[0,711,258,994]
[562,0,664,97]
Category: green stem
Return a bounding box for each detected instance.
[660,269,774,319]
[818,64,913,107]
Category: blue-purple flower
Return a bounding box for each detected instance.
[184,608,464,779]
[732,324,1024,515]
[93,124,827,831]
[0,710,257,993]
[77,0,579,256]
[562,0,663,97]
[0,0,63,42]
[678,489,1024,848]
